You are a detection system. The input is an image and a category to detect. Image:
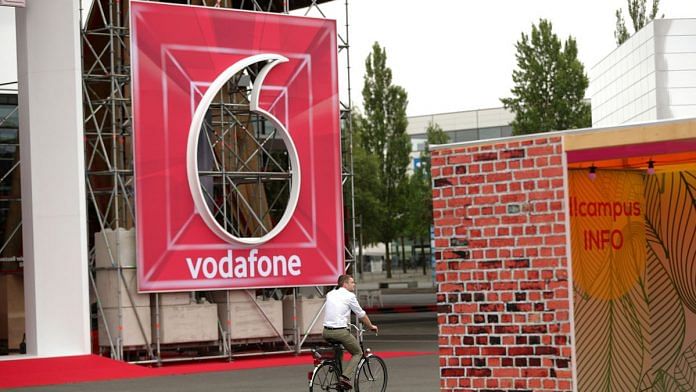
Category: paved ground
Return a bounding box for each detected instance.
[8,313,439,392]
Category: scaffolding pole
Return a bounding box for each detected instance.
[81,0,354,362]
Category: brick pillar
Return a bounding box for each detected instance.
[432,136,574,392]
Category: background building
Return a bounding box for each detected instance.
[590,18,696,126]
[407,107,514,170]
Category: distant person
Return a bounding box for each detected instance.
[323,274,378,390]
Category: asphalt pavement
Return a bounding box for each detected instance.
[7,313,439,392]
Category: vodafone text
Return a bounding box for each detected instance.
[186,249,301,279]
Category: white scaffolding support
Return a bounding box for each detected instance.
[81,0,356,362]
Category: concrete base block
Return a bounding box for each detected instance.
[157,292,192,306]
[157,303,218,344]
[217,294,283,340]
[96,269,149,308]
[283,296,324,335]
[99,306,151,347]
[94,228,135,269]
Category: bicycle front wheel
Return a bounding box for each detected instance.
[310,362,341,392]
[355,355,387,392]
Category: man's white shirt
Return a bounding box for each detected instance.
[323,287,366,328]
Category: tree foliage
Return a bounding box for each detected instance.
[351,112,382,247]
[404,122,449,242]
[355,42,410,278]
[501,19,591,135]
[615,0,661,46]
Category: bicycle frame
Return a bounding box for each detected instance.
[308,323,375,388]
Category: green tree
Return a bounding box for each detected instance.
[615,0,661,46]
[501,19,591,135]
[351,111,382,247]
[359,42,410,279]
[403,122,449,274]
[421,122,449,183]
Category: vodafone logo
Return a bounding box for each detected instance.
[131,2,343,291]
[186,54,301,245]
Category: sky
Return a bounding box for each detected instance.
[2,0,696,116]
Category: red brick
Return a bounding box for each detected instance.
[454,303,478,313]
[529,190,555,200]
[455,347,480,356]
[441,283,465,292]
[441,368,465,377]
[517,237,542,246]
[447,154,471,164]
[509,346,534,356]
[501,149,525,159]
[520,281,546,290]
[467,282,491,291]
[544,235,566,245]
[547,300,569,310]
[522,368,549,377]
[527,145,555,156]
[493,281,516,290]
[474,152,498,161]
[431,157,446,166]
[502,196,526,206]
[542,166,564,177]
[530,214,556,223]
[535,155,549,166]
[502,215,527,224]
[514,169,541,180]
[486,172,512,182]
[494,325,519,334]
[467,368,492,377]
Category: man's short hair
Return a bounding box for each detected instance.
[337,274,353,288]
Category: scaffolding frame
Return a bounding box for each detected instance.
[0,90,21,265]
[81,0,356,362]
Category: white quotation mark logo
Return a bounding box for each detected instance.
[186,54,301,245]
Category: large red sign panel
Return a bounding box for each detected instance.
[130,1,343,292]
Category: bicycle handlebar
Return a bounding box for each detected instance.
[347,323,378,339]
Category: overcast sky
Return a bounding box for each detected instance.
[2,0,696,116]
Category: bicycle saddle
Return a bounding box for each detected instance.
[325,339,343,347]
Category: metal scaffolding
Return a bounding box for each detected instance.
[81,0,356,362]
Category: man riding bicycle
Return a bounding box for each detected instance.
[323,274,379,390]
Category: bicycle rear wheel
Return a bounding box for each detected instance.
[355,355,387,392]
[310,362,342,392]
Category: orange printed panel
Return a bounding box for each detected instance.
[573,169,696,391]
[569,170,646,300]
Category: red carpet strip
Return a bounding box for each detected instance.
[0,351,434,389]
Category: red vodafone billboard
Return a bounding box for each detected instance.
[130,1,343,292]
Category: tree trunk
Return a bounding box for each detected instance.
[385,242,392,279]
[420,237,427,275]
[357,232,363,276]
[401,236,407,273]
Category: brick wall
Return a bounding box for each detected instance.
[432,136,574,392]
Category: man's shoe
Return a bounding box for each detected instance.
[339,375,352,390]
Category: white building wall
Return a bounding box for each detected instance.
[590,18,696,127]
[405,107,514,174]
[654,19,696,119]
[14,0,90,357]
[406,107,513,136]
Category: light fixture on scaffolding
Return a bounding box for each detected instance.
[647,159,655,175]
[588,164,597,181]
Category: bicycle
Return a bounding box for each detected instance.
[308,323,388,392]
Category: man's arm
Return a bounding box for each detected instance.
[359,314,378,333]
[347,293,379,333]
